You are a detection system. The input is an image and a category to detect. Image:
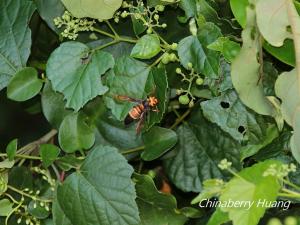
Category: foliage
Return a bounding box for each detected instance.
[1,0,300,225]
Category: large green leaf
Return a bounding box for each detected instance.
[219,160,281,225]
[58,112,95,153]
[164,106,241,192]
[0,199,13,217]
[5,138,17,161]
[47,41,114,111]
[56,145,140,225]
[231,3,275,116]
[84,98,143,151]
[61,0,122,20]
[0,0,35,90]
[35,0,65,33]
[201,90,269,143]
[142,126,177,161]
[41,81,72,129]
[256,0,292,47]
[7,67,43,101]
[178,23,221,78]
[52,195,72,225]
[104,57,169,130]
[229,0,248,28]
[40,144,60,168]
[275,69,300,162]
[131,34,161,59]
[134,173,187,225]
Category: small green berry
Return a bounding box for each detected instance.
[267,218,282,225]
[284,217,297,225]
[147,27,153,34]
[162,53,170,64]
[196,78,204,85]
[114,17,119,23]
[154,14,159,20]
[189,100,194,108]
[187,62,193,69]
[162,23,167,28]
[121,11,128,18]
[135,14,142,19]
[156,5,165,12]
[169,53,177,62]
[176,68,182,74]
[171,43,178,50]
[176,89,183,95]
[179,95,190,105]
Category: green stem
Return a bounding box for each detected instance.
[149,54,164,67]
[282,178,300,192]
[278,193,300,199]
[105,20,119,38]
[93,28,115,39]
[169,109,192,129]
[93,40,118,51]
[7,185,52,203]
[5,199,23,225]
[282,187,300,197]
[118,36,138,43]
[122,146,145,155]
[0,154,41,160]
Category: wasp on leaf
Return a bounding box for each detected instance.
[115,95,159,134]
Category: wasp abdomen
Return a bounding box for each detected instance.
[129,104,144,119]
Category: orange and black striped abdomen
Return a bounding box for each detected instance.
[125,104,145,125]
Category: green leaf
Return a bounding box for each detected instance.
[85,98,143,151]
[56,145,140,225]
[164,106,241,192]
[61,0,122,20]
[275,69,300,162]
[229,0,248,28]
[219,160,281,225]
[130,7,147,36]
[131,34,161,59]
[0,160,14,169]
[179,0,197,21]
[52,197,72,225]
[134,173,188,225]
[0,172,8,196]
[142,126,177,161]
[240,125,279,160]
[201,90,269,143]
[40,144,60,167]
[207,37,241,62]
[263,40,295,66]
[256,0,292,47]
[231,3,275,116]
[28,200,50,219]
[47,42,114,111]
[58,112,95,153]
[104,56,151,120]
[35,0,65,33]
[7,67,43,101]
[6,139,17,161]
[0,199,13,217]
[178,23,221,78]
[0,0,35,90]
[55,154,83,171]
[41,81,72,129]
[207,208,229,225]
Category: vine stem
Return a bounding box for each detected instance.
[281,187,300,198]
[286,0,300,93]
[169,109,192,129]
[122,146,145,155]
[1,129,57,161]
[282,178,300,192]
[7,185,52,203]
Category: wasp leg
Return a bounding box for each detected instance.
[136,112,146,135]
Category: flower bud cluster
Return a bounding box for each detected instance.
[115,1,167,33]
[54,11,95,40]
[263,163,297,178]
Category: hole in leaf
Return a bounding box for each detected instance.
[220,101,230,109]
[238,126,246,134]
[286,25,292,33]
